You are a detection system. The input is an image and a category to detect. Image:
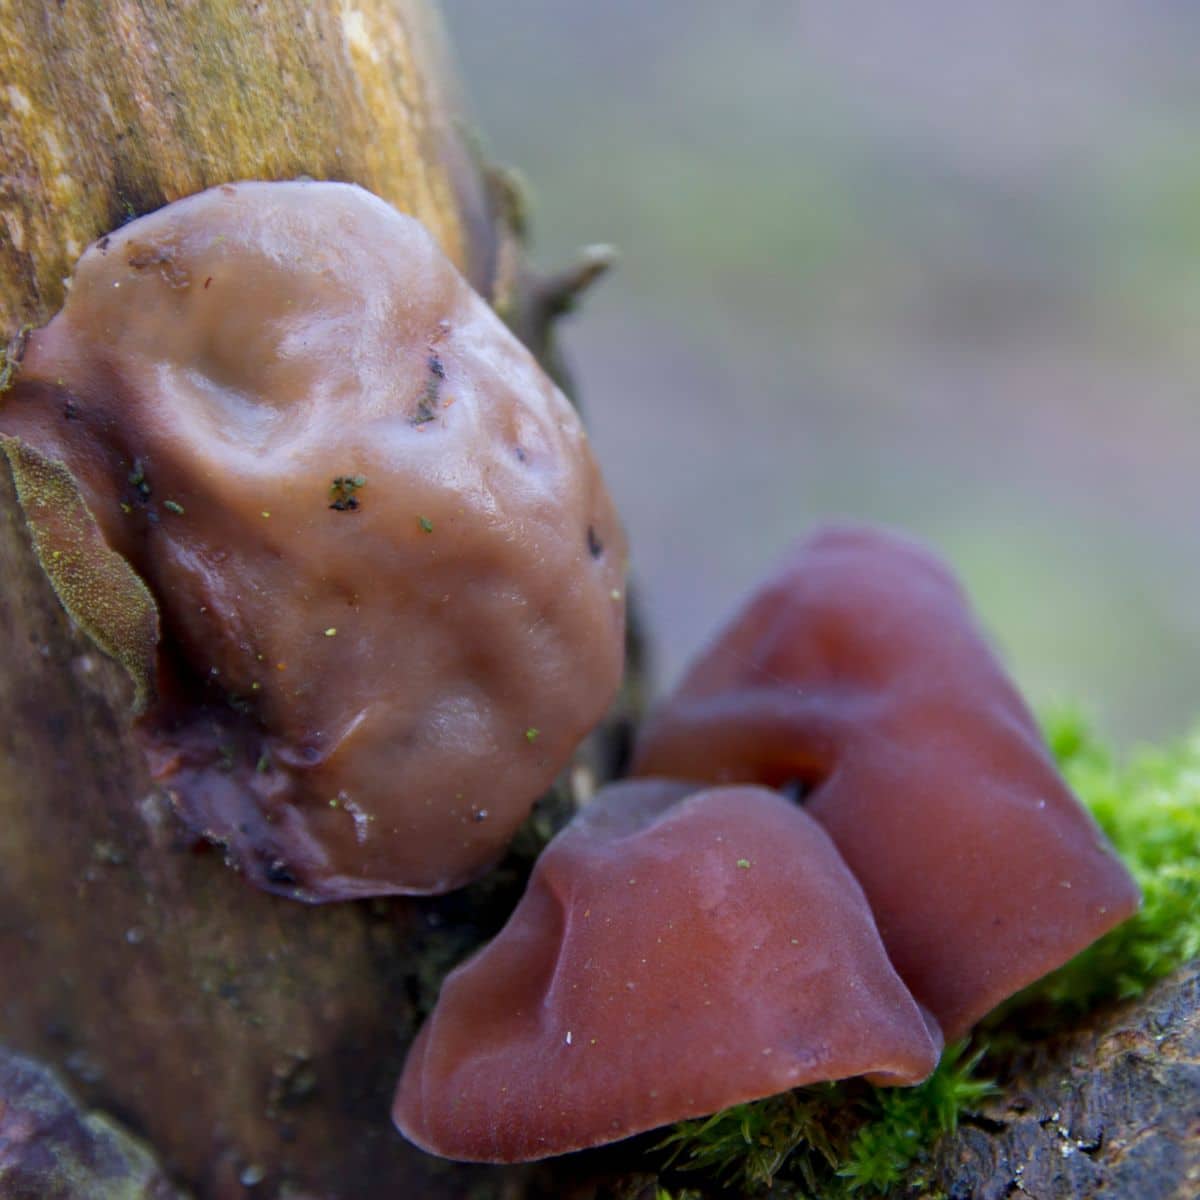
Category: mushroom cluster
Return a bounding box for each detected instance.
[1,181,1139,1173]
[395,524,1139,1162]
[0,181,627,900]
[634,524,1141,1041]
[394,779,943,1162]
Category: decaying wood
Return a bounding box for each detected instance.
[924,960,1200,1200]
[0,4,631,1198]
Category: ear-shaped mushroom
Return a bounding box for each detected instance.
[633,524,1140,1039]
[0,181,627,900]
[393,779,942,1163]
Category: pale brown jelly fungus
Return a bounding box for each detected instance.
[633,524,1140,1041]
[393,779,942,1163]
[0,180,627,900]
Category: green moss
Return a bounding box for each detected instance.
[659,1088,841,1196]
[654,713,1200,1198]
[835,1046,994,1195]
[657,1045,991,1199]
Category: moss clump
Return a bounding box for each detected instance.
[654,712,1200,1199]
[657,1044,991,1199]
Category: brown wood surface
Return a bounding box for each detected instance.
[0,0,505,329]
[0,4,623,1197]
[925,960,1200,1200]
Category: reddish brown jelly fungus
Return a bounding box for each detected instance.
[393,779,942,1163]
[0,180,627,901]
[633,524,1140,1040]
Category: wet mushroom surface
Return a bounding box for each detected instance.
[633,523,1141,1040]
[393,778,942,1163]
[0,180,627,900]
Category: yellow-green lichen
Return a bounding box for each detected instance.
[1,434,159,710]
[0,324,32,393]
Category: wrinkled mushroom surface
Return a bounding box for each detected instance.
[0,180,627,900]
[633,524,1139,1039]
[393,779,941,1163]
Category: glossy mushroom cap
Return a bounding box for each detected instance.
[633,524,1140,1040]
[393,779,942,1163]
[0,181,627,900]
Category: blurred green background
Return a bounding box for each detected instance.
[443,0,1200,745]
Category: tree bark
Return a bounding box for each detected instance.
[0,0,506,327]
[0,1045,189,1200]
[0,4,630,1198]
[924,960,1200,1200]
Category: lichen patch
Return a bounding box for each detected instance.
[0,435,160,710]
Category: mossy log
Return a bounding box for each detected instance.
[2,5,1192,1200]
[0,4,633,1198]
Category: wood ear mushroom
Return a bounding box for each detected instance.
[0,180,627,901]
[393,779,942,1163]
[633,524,1141,1039]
